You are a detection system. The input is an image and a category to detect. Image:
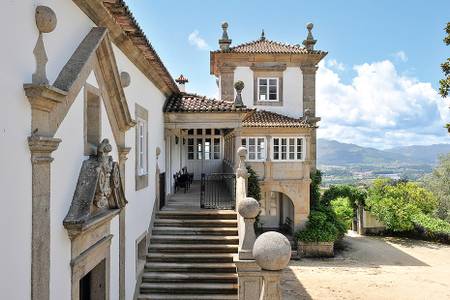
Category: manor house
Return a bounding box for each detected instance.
[0,0,326,299]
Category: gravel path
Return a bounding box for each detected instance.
[281,232,450,300]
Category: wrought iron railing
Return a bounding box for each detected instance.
[200,173,236,210]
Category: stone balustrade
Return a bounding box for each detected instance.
[234,147,292,300]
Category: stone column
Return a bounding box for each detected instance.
[118,146,130,300]
[300,65,318,171]
[234,128,243,169]
[219,65,236,102]
[28,135,61,300]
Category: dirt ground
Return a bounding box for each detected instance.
[281,232,450,300]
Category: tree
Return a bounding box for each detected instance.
[310,170,322,209]
[423,154,450,222]
[246,166,261,201]
[439,22,450,98]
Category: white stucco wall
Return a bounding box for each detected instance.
[0,1,168,299]
[0,1,95,299]
[233,66,303,118]
[112,43,167,300]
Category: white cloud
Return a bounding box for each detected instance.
[188,30,209,50]
[394,51,408,62]
[317,59,449,149]
[327,59,345,71]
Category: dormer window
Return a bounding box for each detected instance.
[258,78,279,101]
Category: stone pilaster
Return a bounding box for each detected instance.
[219,65,236,102]
[234,259,262,300]
[117,146,130,300]
[301,65,318,171]
[28,135,61,300]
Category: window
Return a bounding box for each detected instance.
[186,128,221,160]
[136,117,148,175]
[241,137,266,161]
[258,78,278,101]
[135,104,149,190]
[272,137,305,161]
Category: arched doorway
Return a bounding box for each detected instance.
[259,191,295,234]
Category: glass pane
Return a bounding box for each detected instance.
[249,138,256,146]
[188,153,194,160]
[269,93,277,100]
[259,78,267,85]
[188,138,194,145]
[249,153,256,160]
[257,152,263,160]
[269,85,277,93]
[241,139,246,146]
[196,138,203,159]
[269,79,277,86]
[282,152,287,160]
[281,138,287,146]
[214,129,221,135]
[205,129,211,135]
[197,129,203,135]
[297,152,302,160]
[289,153,295,160]
[273,138,279,146]
[187,129,194,135]
[274,152,279,160]
[214,153,220,159]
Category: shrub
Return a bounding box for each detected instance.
[412,213,450,243]
[246,166,261,201]
[366,179,438,232]
[296,205,347,242]
[331,197,353,229]
[310,169,322,209]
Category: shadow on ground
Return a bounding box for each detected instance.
[281,267,313,300]
[296,234,429,269]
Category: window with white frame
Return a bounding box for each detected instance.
[136,117,148,175]
[241,137,266,161]
[186,129,221,160]
[258,78,279,101]
[272,137,305,161]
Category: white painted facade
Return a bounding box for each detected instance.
[233,66,304,118]
[0,1,167,299]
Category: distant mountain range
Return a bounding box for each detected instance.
[318,139,450,166]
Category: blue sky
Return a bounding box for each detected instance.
[126,0,450,149]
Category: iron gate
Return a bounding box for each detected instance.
[200,173,236,209]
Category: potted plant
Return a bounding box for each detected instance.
[296,205,346,258]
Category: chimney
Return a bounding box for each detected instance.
[218,22,232,51]
[175,74,188,92]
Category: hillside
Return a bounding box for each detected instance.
[318,139,450,166]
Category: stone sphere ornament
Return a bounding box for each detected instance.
[253,231,291,271]
[306,22,314,31]
[120,71,131,88]
[238,197,260,219]
[35,6,57,33]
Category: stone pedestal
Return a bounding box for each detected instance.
[260,271,283,300]
[234,257,262,300]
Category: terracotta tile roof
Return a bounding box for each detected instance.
[242,110,314,128]
[213,38,326,55]
[164,93,253,113]
[103,0,178,93]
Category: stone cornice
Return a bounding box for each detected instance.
[23,84,67,112]
[28,135,61,164]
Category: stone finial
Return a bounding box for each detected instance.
[253,231,291,271]
[234,80,245,108]
[237,146,248,178]
[219,22,232,51]
[175,74,189,92]
[32,6,57,85]
[120,71,131,88]
[302,22,317,51]
[238,197,260,219]
[260,29,266,41]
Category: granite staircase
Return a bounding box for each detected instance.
[137,210,239,300]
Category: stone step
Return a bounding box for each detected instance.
[157,210,236,220]
[152,227,238,236]
[144,262,236,273]
[154,219,237,228]
[140,283,238,295]
[148,244,238,253]
[142,272,237,283]
[150,235,239,245]
[147,253,234,263]
[137,293,238,300]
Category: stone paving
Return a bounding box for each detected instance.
[281,233,450,300]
